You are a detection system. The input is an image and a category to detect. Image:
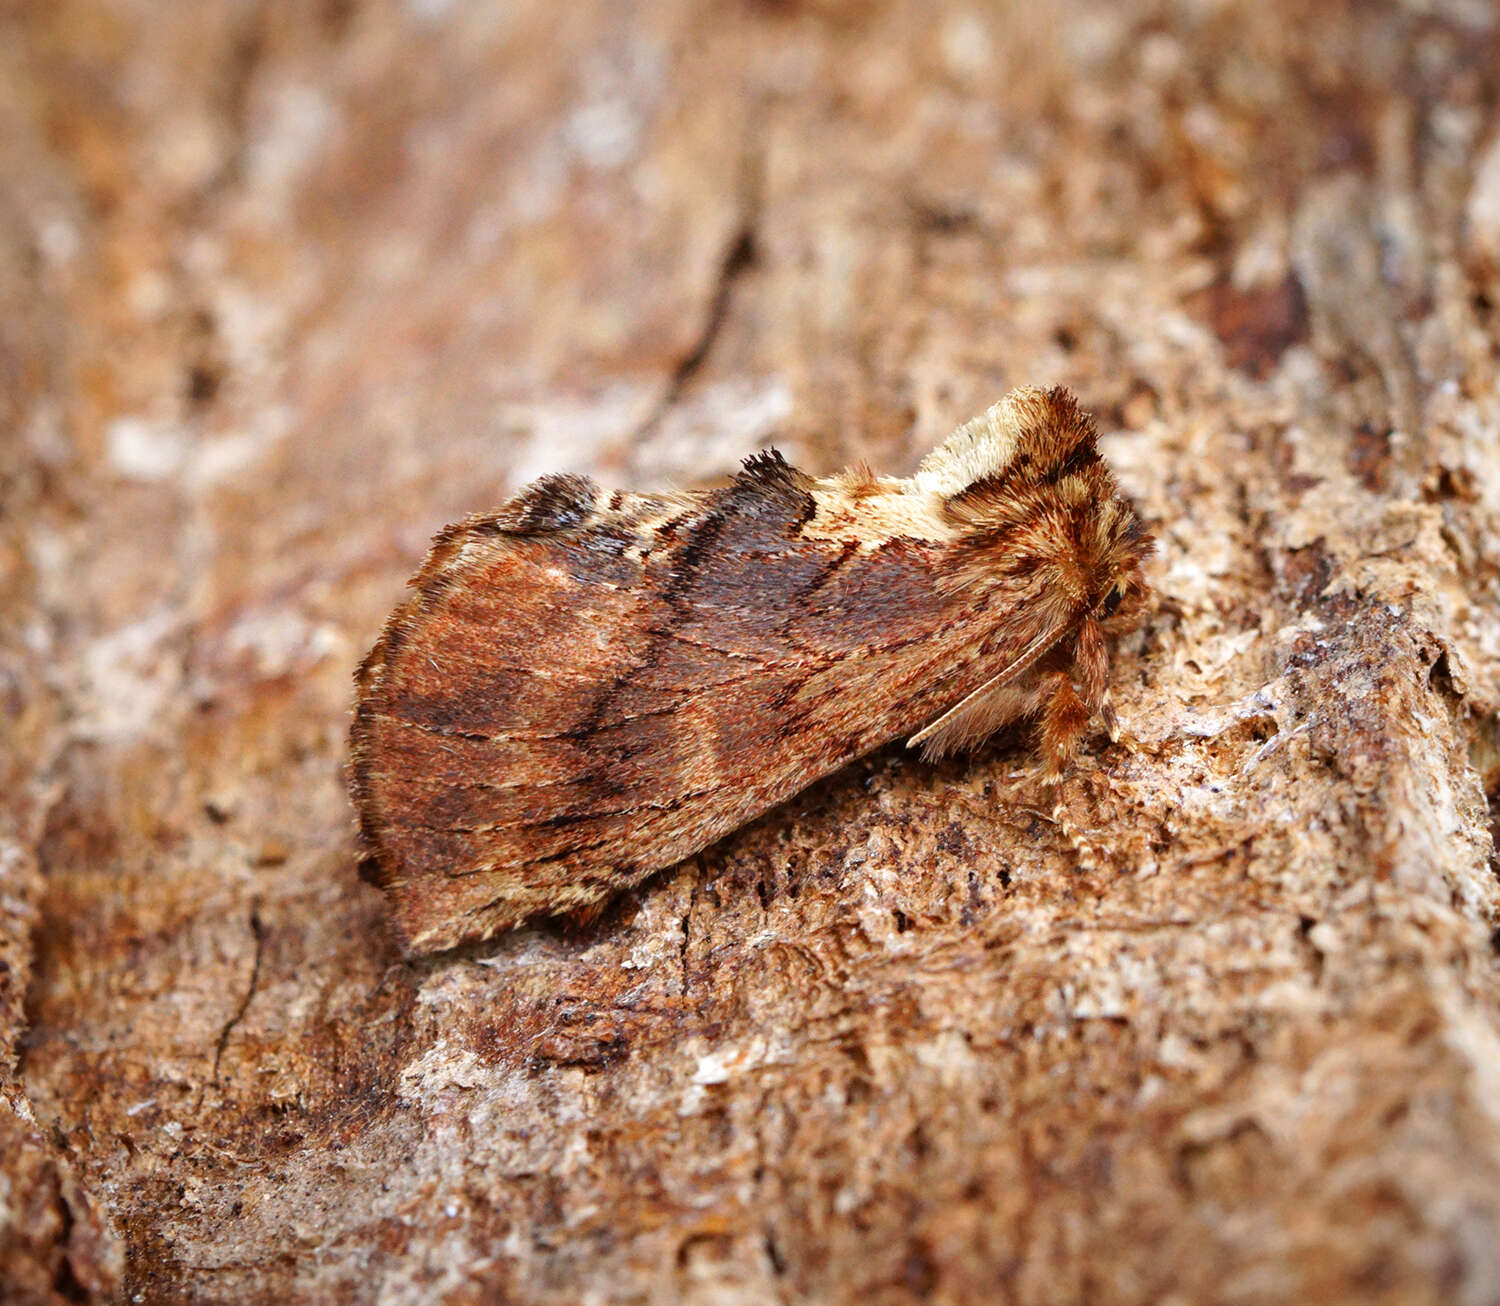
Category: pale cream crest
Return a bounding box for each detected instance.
[912,388,1039,498]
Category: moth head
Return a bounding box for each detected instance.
[1093,525,1152,632]
[1069,473,1154,633]
[933,386,1154,614]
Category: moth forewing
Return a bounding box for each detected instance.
[350,385,1152,954]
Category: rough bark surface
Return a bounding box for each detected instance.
[5,2,1500,1303]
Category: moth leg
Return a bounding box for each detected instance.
[1072,614,1136,752]
[1038,670,1101,870]
[1072,618,1109,713]
[1097,692,1145,759]
[1039,670,1090,784]
[1100,694,1120,743]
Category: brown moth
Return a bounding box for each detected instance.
[351,386,1152,955]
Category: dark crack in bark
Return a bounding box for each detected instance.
[212,906,265,1084]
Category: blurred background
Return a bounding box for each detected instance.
[7,2,1500,1303]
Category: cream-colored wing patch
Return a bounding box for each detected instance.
[801,483,956,549]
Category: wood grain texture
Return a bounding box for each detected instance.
[6,2,1500,1304]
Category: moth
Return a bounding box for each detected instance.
[351,386,1152,954]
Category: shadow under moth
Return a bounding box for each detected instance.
[351,386,1152,955]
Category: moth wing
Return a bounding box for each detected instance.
[352,463,967,953]
[353,476,692,949]
[353,453,1094,954]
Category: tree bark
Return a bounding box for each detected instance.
[5,2,1500,1303]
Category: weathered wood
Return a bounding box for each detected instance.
[5,2,1500,1302]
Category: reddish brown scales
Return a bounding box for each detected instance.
[351,386,1153,954]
